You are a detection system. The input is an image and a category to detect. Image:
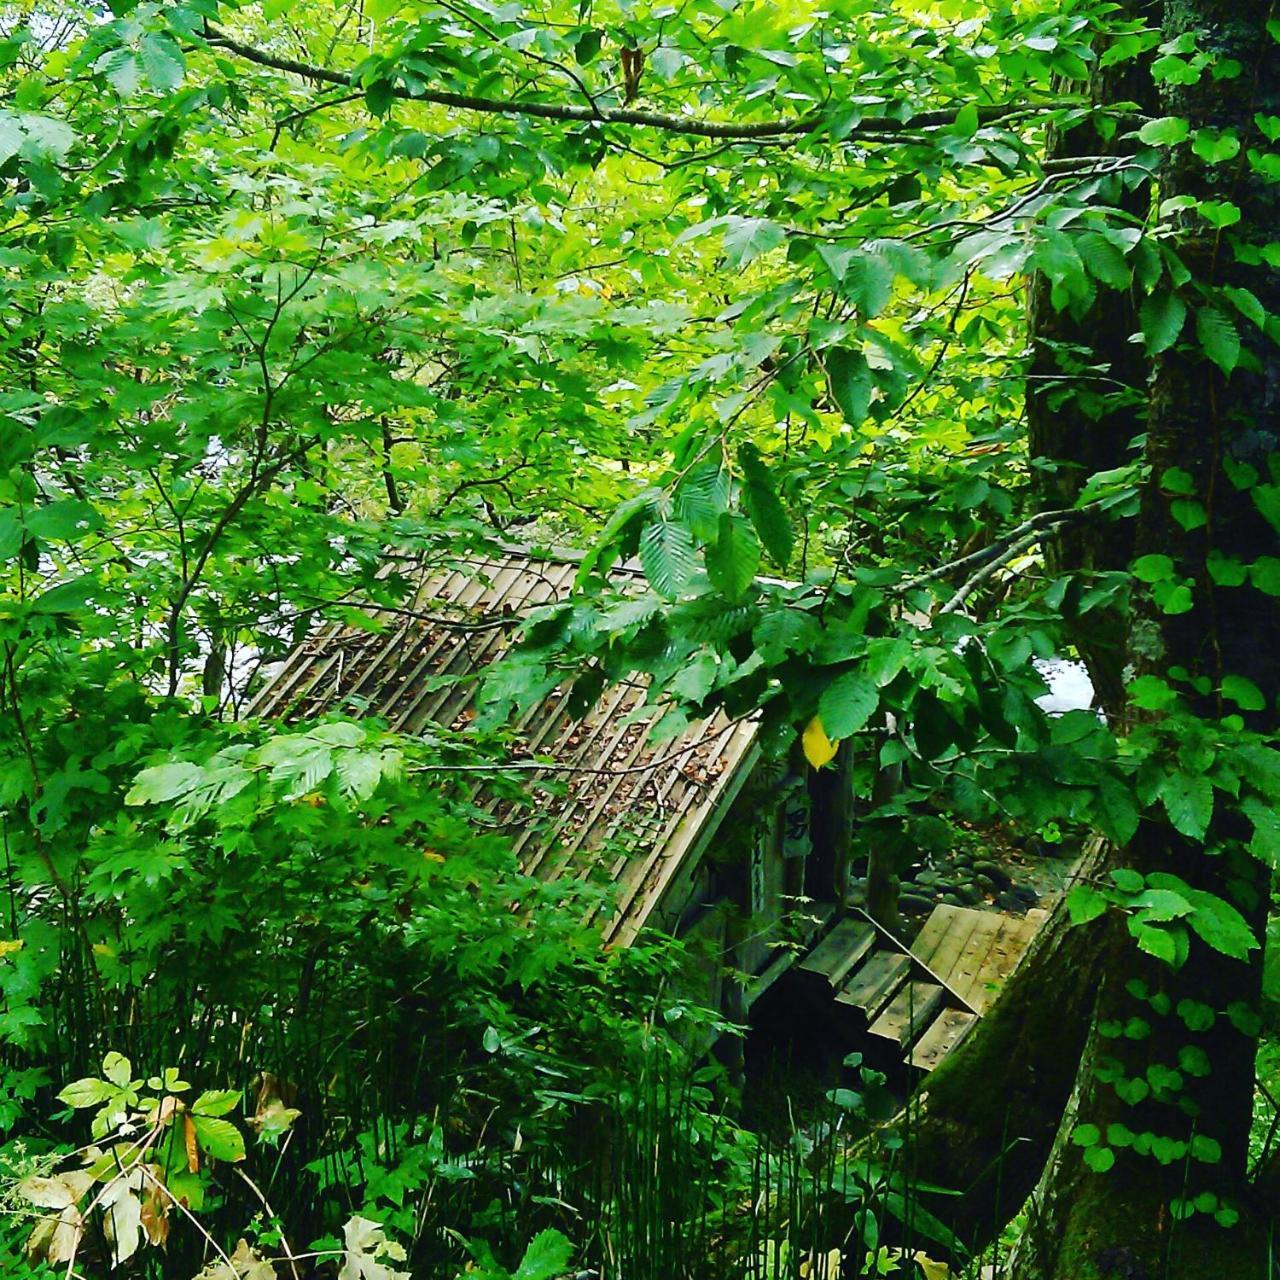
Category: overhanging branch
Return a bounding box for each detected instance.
[203,24,1080,143]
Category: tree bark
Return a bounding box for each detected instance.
[1012,1,1280,1273]
[863,843,1110,1254]
[1026,1,1159,716]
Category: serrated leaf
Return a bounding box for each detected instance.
[125,762,204,806]
[514,1229,575,1280]
[58,1077,115,1108]
[138,34,184,92]
[192,1089,241,1118]
[824,346,872,426]
[818,672,879,739]
[1095,776,1139,844]
[192,1115,245,1162]
[102,1052,132,1088]
[1243,795,1280,865]
[802,716,838,769]
[1140,290,1186,354]
[720,217,785,267]
[1196,305,1240,373]
[738,443,793,568]
[95,47,142,97]
[638,520,695,599]
[705,513,759,600]
[1160,771,1213,839]
[1186,894,1257,960]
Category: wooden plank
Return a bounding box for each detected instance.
[944,914,1007,1010]
[868,981,944,1049]
[798,918,877,988]
[910,1008,979,1071]
[968,916,1039,1012]
[908,907,954,967]
[922,906,989,989]
[835,951,911,1019]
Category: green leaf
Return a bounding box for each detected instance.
[705,513,760,601]
[514,1229,575,1280]
[1066,883,1108,925]
[1084,1145,1116,1173]
[818,672,879,739]
[1195,305,1240,373]
[101,1052,132,1088]
[1139,291,1187,354]
[638,520,695,599]
[1159,772,1214,840]
[1185,895,1257,960]
[192,1089,241,1118]
[95,47,142,97]
[57,1077,114,1109]
[1192,129,1241,164]
[192,1115,245,1163]
[1132,554,1175,583]
[1095,776,1139,844]
[1243,795,1280,866]
[720,217,786,268]
[738,443,793,569]
[125,762,205,807]
[824,346,872,426]
[1221,674,1265,711]
[1251,556,1280,596]
[1072,1122,1101,1147]
[1138,116,1190,145]
[138,34,185,93]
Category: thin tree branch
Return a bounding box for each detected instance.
[202,24,1079,143]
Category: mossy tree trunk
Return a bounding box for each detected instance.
[1011,1,1280,1274]
[1026,0,1158,716]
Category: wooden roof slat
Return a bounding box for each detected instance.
[244,547,760,945]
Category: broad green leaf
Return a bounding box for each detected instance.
[1139,290,1187,354]
[1221,674,1265,710]
[720,217,786,267]
[1195,305,1240,373]
[818,672,878,739]
[638,520,695,599]
[101,1052,132,1088]
[58,1077,114,1109]
[514,1229,575,1280]
[125,762,205,807]
[705,513,759,601]
[738,443,793,569]
[1159,771,1214,840]
[192,1115,245,1162]
[192,1089,241,1118]
[95,47,142,97]
[824,346,873,426]
[1138,116,1190,145]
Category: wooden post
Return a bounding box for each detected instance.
[865,717,903,933]
[805,737,855,911]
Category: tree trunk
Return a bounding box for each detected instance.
[1026,1,1158,715]
[864,843,1110,1253]
[1012,1,1280,1273]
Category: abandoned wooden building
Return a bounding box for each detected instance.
[247,545,1047,1072]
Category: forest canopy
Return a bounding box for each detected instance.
[0,0,1278,1277]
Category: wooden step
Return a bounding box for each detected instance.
[868,981,945,1049]
[835,950,911,1020]
[798,918,876,989]
[908,908,953,967]
[910,1007,979,1071]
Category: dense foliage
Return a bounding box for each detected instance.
[0,0,1278,1276]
